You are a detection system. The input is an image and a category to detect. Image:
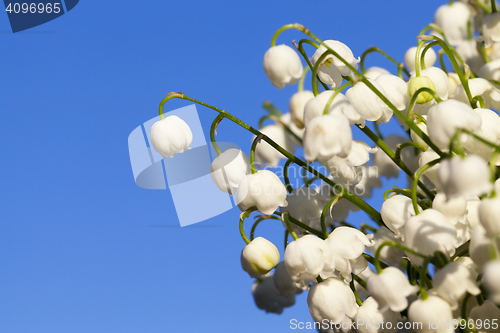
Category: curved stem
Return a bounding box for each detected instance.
[250,134,264,174]
[493,0,498,13]
[395,142,428,161]
[412,159,441,215]
[159,93,384,225]
[270,24,301,47]
[320,192,342,238]
[323,81,352,115]
[298,65,310,92]
[293,39,330,92]
[311,50,335,96]
[258,114,303,144]
[374,241,427,274]
[384,187,425,201]
[210,114,224,156]
[282,212,299,240]
[415,41,425,76]
[360,46,410,77]
[419,256,432,300]
[407,87,443,120]
[284,159,294,193]
[363,253,388,270]
[472,95,486,109]
[262,100,282,117]
[250,215,281,241]
[239,207,258,245]
[438,49,447,73]
[360,223,377,234]
[274,211,323,238]
[352,273,367,289]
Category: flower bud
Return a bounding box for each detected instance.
[241,237,280,278]
[308,277,358,324]
[345,79,392,122]
[210,149,251,195]
[263,44,303,89]
[367,267,419,312]
[381,195,416,240]
[407,76,436,104]
[236,170,288,215]
[150,115,193,158]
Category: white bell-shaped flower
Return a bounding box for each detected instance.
[150,115,193,158]
[427,99,481,150]
[303,90,364,127]
[355,267,376,300]
[433,259,481,309]
[312,40,359,88]
[447,72,461,97]
[408,295,454,333]
[326,140,377,188]
[307,277,359,324]
[483,11,500,48]
[326,227,374,282]
[241,237,280,278]
[355,165,383,199]
[236,170,288,215]
[454,78,500,110]
[364,66,390,80]
[381,195,416,240]
[404,46,437,73]
[280,187,324,232]
[434,2,472,45]
[263,44,303,89]
[355,297,401,333]
[470,223,500,269]
[273,262,304,297]
[482,260,500,304]
[465,196,481,229]
[303,114,352,162]
[463,108,500,164]
[345,79,392,123]
[289,90,315,129]
[367,267,419,312]
[433,192,467,225]
[438,155,492,199]
[284,235,336,285]
[478,58,500,81]
[210,149,251,195]
[252,273,295,314]
[375,74,409,120]
[254,124,295,168]
[469,300,500,333]
[478,196,500,236]
[404,209,456,265]
[419,149,441,189]
[367,226,405,267]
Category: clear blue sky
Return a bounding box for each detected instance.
[0,1,445,332]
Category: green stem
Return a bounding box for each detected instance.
[320,192,342,238]
[383,187,425,201]
[472,95,486,109]
[449,0,454,5]
[159,94,384,225]
[373,122,383,139]
[250,215,281,241]
[210,114,224,156]
[258,114,303,144]
[284,230,290,249]
[407,87,443,121]
[270,24,299,47]
[374,241,427,274]
[293,39,330,92]
[360,223,377,234]
[352,273,368,290]
[262,100,282,117]
[415,41,425,76]
[311,50,335,96]
[298,66,310,92]
[284,159,294,193]
[282,212,299,240]
[323,82,352,115]
[359,46,410,77]
[395,142,428,161]
[438,49,448,73]
[274,211,324,238]
[250,134,264,174]
[363,253,388,270]
[359,125,435,199]
[419,257,432,300]
[492,0,498,13]
[350,278,363,306]
[239,207,258,245]
[412,159,441,215]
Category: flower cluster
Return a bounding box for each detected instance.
[149,0,500,331]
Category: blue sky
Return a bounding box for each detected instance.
[0,1,445,332]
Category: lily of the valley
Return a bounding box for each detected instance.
[150,115,193,158]
[241,237,280,278]
[263,44,303,89]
